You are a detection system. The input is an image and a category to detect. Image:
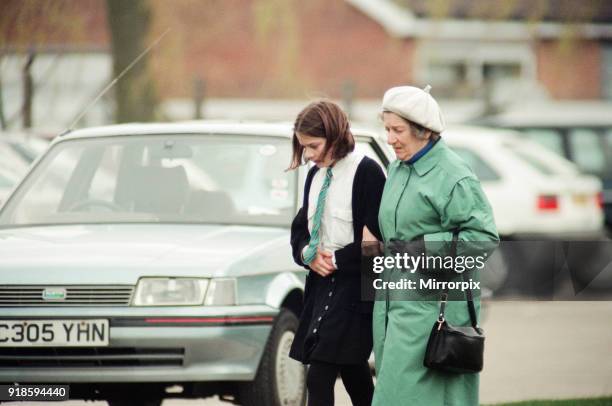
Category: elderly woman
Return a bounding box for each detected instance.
[372,85,499,405]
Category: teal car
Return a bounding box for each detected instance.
[0,122,390,406]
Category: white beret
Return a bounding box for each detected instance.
[381,85,446,133]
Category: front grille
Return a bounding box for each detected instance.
[0,285,134,307]
[0,347,184,367]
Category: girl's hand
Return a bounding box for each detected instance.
[310,248,336,277]
[320,250,336,270]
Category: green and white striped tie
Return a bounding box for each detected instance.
[303,167,333,265]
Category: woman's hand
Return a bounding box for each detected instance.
[362,225,377,241]
[310,248,337,277]
[362,225,383,256]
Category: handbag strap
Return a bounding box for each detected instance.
[437,230,480,330]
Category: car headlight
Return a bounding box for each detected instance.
[132,278,209,306]
[204,278,236,306]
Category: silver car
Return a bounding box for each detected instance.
[0,122,390,406]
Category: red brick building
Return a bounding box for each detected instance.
[2,0,612,102]
[151,0,612,100]
[146,0,416,99]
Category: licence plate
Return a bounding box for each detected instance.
[0,319,109,347]
[572,194,589,205]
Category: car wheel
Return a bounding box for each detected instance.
[239,308,306,406]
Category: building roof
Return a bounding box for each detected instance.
[476,101,612,128]
[347,0,612,39]
[395,0,612,24]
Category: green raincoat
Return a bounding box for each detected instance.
[373,138,499,406]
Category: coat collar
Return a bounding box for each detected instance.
[400,137,446,176]
[404,138,436,165]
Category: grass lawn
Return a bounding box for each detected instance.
[488,397,612,406]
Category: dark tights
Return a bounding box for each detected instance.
[306,360,374,406]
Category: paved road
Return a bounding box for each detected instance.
[6,301,612,405]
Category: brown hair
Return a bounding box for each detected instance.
[287,100,355,170]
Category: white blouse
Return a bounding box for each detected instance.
[303,152,365,264]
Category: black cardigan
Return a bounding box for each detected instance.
[289,155,386,365]
[291,155,385,272]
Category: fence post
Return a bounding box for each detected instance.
[194,77,205,119]
[0,71,6,130]
[22,51,35,129]
[342,80,355,119]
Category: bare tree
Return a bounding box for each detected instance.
[106,0,157,123]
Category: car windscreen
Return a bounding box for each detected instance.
[449,147,501,182]
[0,134,297,227]
[505,146,556,176]
[567,129,612,180]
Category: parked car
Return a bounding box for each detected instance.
[475,101,612,229]
[1,132,50,163]
[443,125,604,239]
[0,167,24,205]
[442,125,608,293]
[0,122,390,406]
[0,139,31,206]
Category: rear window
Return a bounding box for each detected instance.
[520,129,565,156]
[507,148,555,175]
[451,147,500,182]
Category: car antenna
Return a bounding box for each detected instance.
[60,28,171,137]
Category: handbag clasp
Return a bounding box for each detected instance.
[437,291,448,330]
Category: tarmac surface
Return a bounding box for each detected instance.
[6,301,612,405]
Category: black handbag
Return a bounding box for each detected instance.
[423,232,485,374]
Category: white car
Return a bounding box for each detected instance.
[439,126,610,293]
[476,100,612,229]
[1,132,50,163]
[0,140,31,206]
[442,126,604,239]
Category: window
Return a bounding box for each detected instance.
[483,63,521,82]
[0,135,296,227]
[88,145,121,202]
[426,62,470,97]
[417,40,534,99]
[355,140,387,174]
[9,144,83,224]
[568,129,612,178]
[451,147,500,182]
[519,129,565,157]
[506,148,555,176]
